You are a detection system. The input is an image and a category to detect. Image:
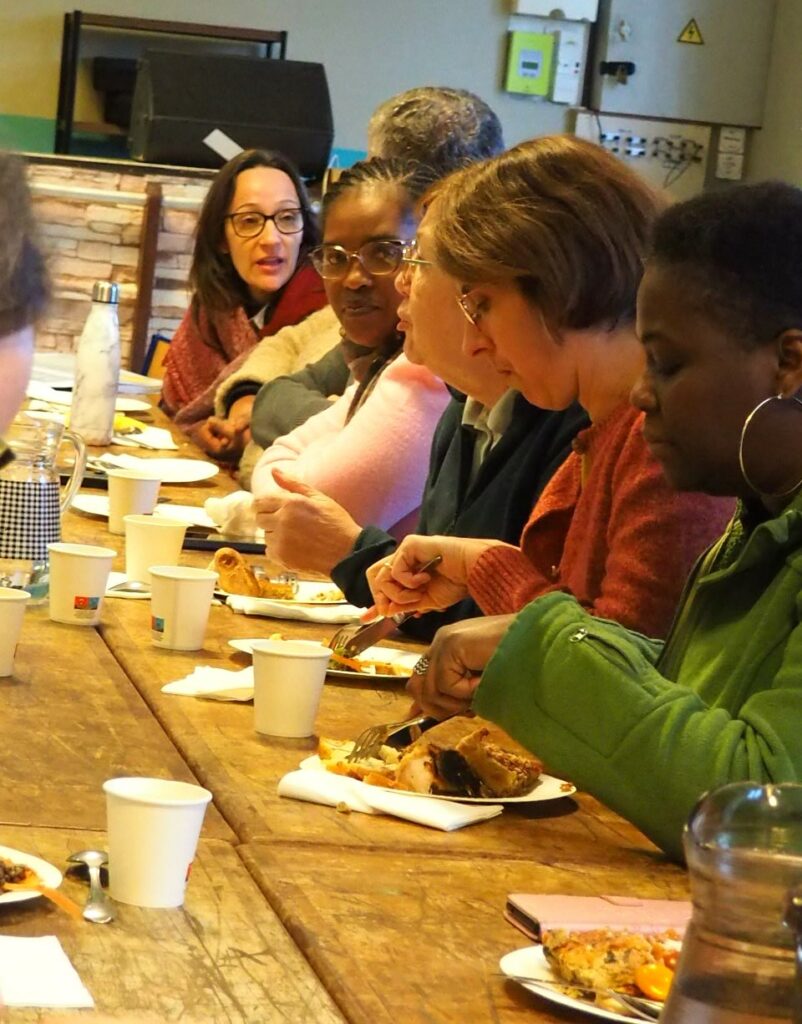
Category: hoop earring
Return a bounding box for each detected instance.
[739,393,802,497]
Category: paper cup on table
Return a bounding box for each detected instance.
[124,514,187,583]
[149,566,217,651]
[103,776,212,908]
[251,638,332,738]
[48,542,116,626]
[106,468,162,535]
[0,587,30,675]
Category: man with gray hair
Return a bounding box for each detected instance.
[367,86,504,173]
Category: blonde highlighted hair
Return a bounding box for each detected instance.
[432,134,665,331]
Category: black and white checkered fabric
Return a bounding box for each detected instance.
[0,480,61,561]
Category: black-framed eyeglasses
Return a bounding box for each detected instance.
[225,208,304,238]
[309,239,408,280]
[401,241,434,268]
[457,289,487,328]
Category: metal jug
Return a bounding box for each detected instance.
[662,781,802,1024]
[0,413,86,601]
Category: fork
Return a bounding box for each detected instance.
[345,714,431,763]
[329,554,443,657]
[501,974,661,1020]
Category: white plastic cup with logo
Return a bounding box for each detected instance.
[0,587,30,675]
[106,468,161,535]
[103,776,212,908]
[149,566,217,650]
[124,514,187,583]
[251,639,332,738]
[48,542,116,625]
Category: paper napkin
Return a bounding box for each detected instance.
[226,593,364,623]
[162,665,254,702]
[278,768,503,831]
[0,935,94,1008]
[112,424,178,451]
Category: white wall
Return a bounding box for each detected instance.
[2,0,571,152]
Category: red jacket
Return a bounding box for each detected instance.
[469,403,734,639]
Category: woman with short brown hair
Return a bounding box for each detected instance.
[368,135,732,641]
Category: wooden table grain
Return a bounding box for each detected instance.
[0,826,344,1024]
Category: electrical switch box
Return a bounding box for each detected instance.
[591,0,776,127]
[505,31,555,96]
[511,0,599,20]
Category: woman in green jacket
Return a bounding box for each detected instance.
[399,180,802,861]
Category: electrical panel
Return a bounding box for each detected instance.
[592,0,776,127]
[574,110,711,200]
[506,13,591,106]
[510,0,599,20]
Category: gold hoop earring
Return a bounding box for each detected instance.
[739,393,802,496]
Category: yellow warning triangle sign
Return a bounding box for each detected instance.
[678,18,704,44]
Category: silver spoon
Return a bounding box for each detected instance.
[67,850,115,924]
[107,580,150,594]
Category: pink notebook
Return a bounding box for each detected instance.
[505,893,692,942]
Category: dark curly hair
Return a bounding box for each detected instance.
[320,156,440,222]
[649,181,802,348]
[0,155,48,335]
[190,148,319,315]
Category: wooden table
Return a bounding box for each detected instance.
[0,402,691,1022]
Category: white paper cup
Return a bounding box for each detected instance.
[124,514,187,583]
[0,587,30,676]
[103,776,212,908]
[149,566,217,651]
[106,468,162,535]
[48,542,116,626]
[251,639,332,738]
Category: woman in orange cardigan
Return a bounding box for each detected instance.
[368,136,733,641]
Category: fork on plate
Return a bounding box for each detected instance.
[345,714,431,763]
[501,974,661,1020]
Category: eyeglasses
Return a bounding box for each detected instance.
[225,208,304,238]
[401,241,434,268]
[309,239,407,280]
[457,289,487,328]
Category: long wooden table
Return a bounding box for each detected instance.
[0,404,690,1021]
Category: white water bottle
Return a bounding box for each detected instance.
[70,281,120,445]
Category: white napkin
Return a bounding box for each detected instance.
[0,935,94,1008]
[205,491,264,541]
[278,768,504,831]
[162,665,254,702]
[112,425,179,451]
[226,593,363,623]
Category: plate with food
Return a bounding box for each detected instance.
[307,716,576,803]
[0,845,63,905]
[500,928,680,1021]
[211,548,347,604]
[228,640,419,682]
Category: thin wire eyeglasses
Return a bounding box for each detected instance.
[401,242,434,268]
[225,208,304,238]
[309,239,408,280]
[457,290,486,327]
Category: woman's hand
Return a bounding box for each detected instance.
[254,468,362,575]
[366,535,497,616]
[407,614,516,719]
[192,396,255,461]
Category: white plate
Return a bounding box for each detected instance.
[499,945,661,1022]
[228,641,419,682]
[301,756,575,804]
[71,493,110,518]
[26,382,151,413]
[99,455,219,484]
[154,503,216,529]
[220,581,346,605]
[0,844,63,906]
[105,571,150,600]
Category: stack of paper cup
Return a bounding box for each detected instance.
[251,638,332,738]
[106,468,161,535]
[124,514,187,584]
[149,566,217,650]
[103,777,212,908]
[48,542,116,626]
[0,587,30,676]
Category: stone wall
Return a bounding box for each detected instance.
[26,160,212,369]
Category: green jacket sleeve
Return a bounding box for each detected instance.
[472,591,802,861]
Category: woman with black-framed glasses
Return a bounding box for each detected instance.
[161,148,327,441]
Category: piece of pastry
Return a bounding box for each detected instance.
[211,547,261,597]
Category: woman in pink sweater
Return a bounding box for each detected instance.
[252,159,449,536]
[368,136,733,640]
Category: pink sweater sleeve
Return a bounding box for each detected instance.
[251,355,449,532]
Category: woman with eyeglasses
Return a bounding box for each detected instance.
[160,149,327,443]
[249,158,449,537]
[368,136,733,641]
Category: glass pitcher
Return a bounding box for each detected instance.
[662,781,802,1024]
[0,413,86,602]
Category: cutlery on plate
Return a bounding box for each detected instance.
[67,850,115,924]
[501,973,661,1020]
[345,714,433,763]
[329,554,443,658]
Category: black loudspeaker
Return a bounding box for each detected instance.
[129,50,333,178]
